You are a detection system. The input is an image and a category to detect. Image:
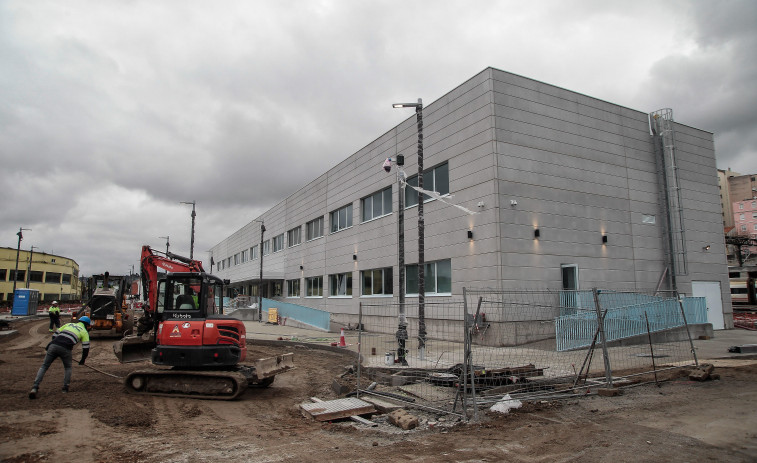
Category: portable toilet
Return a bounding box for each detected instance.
[11,289,40,316]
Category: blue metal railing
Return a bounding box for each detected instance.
[261,298,330,331]
[556,295,707,351]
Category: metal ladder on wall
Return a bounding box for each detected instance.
[649,109,687,283]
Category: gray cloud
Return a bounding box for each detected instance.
[2,0,755,276]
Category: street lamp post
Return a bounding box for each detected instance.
[158,236,170,255]
[12,227,31,296]
[253,219,265,322]
[180,201,196,260]
[393,98,426,357]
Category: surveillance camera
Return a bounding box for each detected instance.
[383,158,392,172]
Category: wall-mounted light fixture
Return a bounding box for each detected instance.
[703,245,711,251]
[299,265,304,270]
[467,230,473,239]
[534,228,540,239]
[602,234,608,244]
[353,254,357,261]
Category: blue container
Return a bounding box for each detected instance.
[11,289,40,316]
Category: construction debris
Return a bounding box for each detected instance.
[689,363,715,381]
[299,397,375,422]
[387,409,419,430]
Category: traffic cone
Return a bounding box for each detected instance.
[338,328,347,347]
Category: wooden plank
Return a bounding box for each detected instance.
[311,397,377,426]
[300,397,375,422]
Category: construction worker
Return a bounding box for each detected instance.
[48,301,62,332]
[28,316,91,399]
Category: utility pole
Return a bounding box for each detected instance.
[254,220,265,322]
[12,227,30,296]
[159,236,170,255]
[26,246,37,288]
[180,201,196,259]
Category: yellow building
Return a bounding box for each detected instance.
[0,247,80,304]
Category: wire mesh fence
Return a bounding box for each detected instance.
[355,289,702,420]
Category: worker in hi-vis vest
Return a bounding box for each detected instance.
[48,301,61,332]
[29,316,91,399]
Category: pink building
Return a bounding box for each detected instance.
[733,198,757,257]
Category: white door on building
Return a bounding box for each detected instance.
[691,281,725,330]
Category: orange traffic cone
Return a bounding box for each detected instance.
[338,328,347,347]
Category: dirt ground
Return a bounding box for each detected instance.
[1,319,756,463]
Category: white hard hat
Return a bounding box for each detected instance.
[52,301,58,305]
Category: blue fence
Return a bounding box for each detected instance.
[261,298,331,331]
[556,294,707,351]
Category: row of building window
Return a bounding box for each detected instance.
[0,269,73,284]
[217,163,450,273]
[278,259,452,298]
[737,201,757,210]
[737,213,757,220]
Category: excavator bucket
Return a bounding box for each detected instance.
[113,333,156,363]
[251,353,295,380]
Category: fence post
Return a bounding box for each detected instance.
[462,288,474,420]
[676,294,699,367]
[592,288,613,387]
[357,302,363,398]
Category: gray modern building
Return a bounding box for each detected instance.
[210,67,732,329]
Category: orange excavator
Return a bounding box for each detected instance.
[113,245,292,399]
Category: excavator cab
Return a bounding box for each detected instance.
[152,273,246,367]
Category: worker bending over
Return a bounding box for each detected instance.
[29,316,91,399]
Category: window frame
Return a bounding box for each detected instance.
[329,272,353,297]
[287,226,302,248]
[406,259,452,296]
[286,279,300,298]
[306,216,324,241]
[250,245,258,260]
[306,276,323,297]
[360,267,393,297]
[361,186,392,222]
[329,204,353,233]
[405,162,449,208]
[272,233,284,253]
[262,240,270,256]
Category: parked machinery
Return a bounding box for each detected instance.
[73,272,134,337]
[113,246,292,400]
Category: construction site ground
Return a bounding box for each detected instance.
[1,316,756,462]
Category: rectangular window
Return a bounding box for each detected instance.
[740,214,745,221]
[742,225,747,232]
[227,257,232,267]
[562,264,579,291]
[406,259,451,295]
[306,216,324,241]
[0,269,6,281]
[361,186,392,222]
[217,263,221,272]
[361,268,393,296]
[250,245,258,260]
[287,279,300,297]
[272,233,284,253]
[287,226,301,247]
[273,282,282,297]
[234,253,240,265]
[61,274,71,284]
[739,203,744,210]
[306,276,323,297]
[45,272,60,284]
[29,271,44,283]
[405,162,449,207]
[241,250,248,263]
[329,272,353,296]
[330,204,353,233]
[262,240,270,256]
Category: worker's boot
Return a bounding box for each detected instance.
[29,387,38,399]
[61,386,68,393]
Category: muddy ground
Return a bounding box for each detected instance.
[1,318,756,462]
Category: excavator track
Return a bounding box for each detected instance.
[124,369,249,400]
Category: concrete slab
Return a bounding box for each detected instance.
[299,398,375,422]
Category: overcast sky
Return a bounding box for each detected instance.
[2,0,756,277]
